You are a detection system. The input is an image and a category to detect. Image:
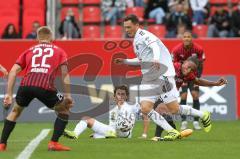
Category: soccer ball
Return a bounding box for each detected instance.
[116,116,134,132]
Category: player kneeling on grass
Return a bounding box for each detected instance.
[64,85,139,139]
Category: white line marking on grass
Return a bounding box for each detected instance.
[16,129,50,159]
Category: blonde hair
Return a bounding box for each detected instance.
[37,26,53,42]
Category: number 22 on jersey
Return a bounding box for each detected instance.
[32,48,54,68]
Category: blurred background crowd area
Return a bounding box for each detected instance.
[0,0,240,40]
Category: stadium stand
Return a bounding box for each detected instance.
[209,0,228,4]
[82,0,101,5]
[23,0,46,9]
[104,25,123,38]
[147,25,166,38]
[61,0,79,5]
[22,9,45,38]
[0,0,19,10]
[193,25,208,38]
[82,25,101,38]
[0,9,19,36]
[61,7,80,22]
[125,7,144,22]
[82,6,101,23]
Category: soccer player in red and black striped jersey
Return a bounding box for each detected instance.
[0,26,73,151]
[172,31,206,130]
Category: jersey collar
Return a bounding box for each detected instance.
[134,28,142,40]
[117,102,127,109]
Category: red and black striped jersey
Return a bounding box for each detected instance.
[174,62,197,89]
[16,43,67,90]
[172,42,205,63]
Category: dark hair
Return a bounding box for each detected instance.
[2,23,18,37]
[123,14,139,24]
[114,85,129,99]
[187,56,199,68]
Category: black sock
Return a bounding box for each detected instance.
[51,114,69,142]
[155,125,163,137]
[154,115,176,137]
[168,120,176,129]
[0,119,16,144]
[193,99,200,121]
[180,99,187,121]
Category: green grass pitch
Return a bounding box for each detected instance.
[0,120,239,159]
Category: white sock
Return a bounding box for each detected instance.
[93,133,106,139]
[179,105,204,118]
[91,120,108,136]
[148,110,173,131]
[74,120,88,136]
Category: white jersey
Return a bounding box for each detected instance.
[133,28,175,77]
[109,102,139,137]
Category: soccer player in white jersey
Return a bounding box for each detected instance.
[63,85,139,139]
[114,14,212,140]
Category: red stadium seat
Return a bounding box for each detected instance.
[0,0,19,9]
[0,9,19,36]
[61,7,80,22]
[23,9,45,38]
[147,25,166,38]
[125,7,144,21]
[104,25,123,38]
[82,0,101,5]
[209,0,228,4]
[61,0,79,5]
[210,6,229,16]
[147,18,156,24]
[82,25,101,38]
[23,0,46,9]
[231,0,239,3]
[83,6,101,23]
[193,25,208,38]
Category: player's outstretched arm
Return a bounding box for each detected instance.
[60,64,73,107]
[3,64,22,107]
[114,58,141,66]
[0,64,8,77]
[194,77,228,87]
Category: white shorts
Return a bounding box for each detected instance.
[139,76,179,104]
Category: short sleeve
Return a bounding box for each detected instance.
[16,51,27,69]
[59,49,68,66]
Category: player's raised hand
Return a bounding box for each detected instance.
[114,58,124,65]
[3,94,12,107]
[216,77,228,86]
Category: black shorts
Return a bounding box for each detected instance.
[16,86,64,108]
[180,81,199,93]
